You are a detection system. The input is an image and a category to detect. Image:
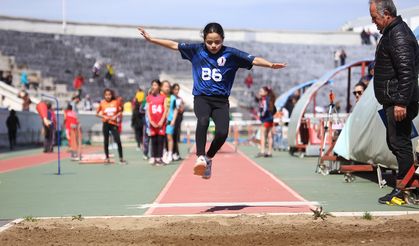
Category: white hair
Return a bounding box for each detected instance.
[369,0,397,17]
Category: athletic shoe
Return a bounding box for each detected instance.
[163,154,173,165]
[148,157,155,165]
[172,153,182,161]
[202,159,212,179]
[143,155,149,160]
[120,159,127,165]
[155,158,166,166]
[264,153,272,158]
[378,188,404,204]
[255,152,264,158]
[194,155,207,176]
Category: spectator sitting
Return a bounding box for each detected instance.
[92,61,101,78]
[353,82,367,104]
[70,94,80,113]
[73,73,84,98]
[3,72,13,86]
[2,71,13,86]
[244,73,253,89]
[81,94,93,111]
[18,90,31,111]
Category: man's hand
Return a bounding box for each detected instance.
[394,105,407,122]
[43,118,51,127]
[138,27,152,41]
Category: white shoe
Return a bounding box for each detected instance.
[163,154,172,164]
[148,157,155,165]
[143,155,149,160]
[172,153,180,161]
[194,155,207,176]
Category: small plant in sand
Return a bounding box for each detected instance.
[310,207,333,220]
[362,212,373,220]
[72,214,84,221]
[23,216,37,222]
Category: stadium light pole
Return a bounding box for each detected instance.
[62,0,67,33]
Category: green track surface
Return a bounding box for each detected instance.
[238,145,419,212]
[2,142,419,220]
[0,144,189,219]
[0,148,43,161]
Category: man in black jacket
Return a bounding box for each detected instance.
[370,0,419,204]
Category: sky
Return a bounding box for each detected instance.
[0,0,418,31]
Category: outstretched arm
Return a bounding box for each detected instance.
[138,27,178,51]
[253,57,287,69]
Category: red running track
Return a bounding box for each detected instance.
[0,146,101,173]
[145,144,314,215]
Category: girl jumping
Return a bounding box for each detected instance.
[138,23,286,179]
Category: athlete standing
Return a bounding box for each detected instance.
[138,23,286,179]
[96,88,126,164]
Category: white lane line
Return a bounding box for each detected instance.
[128,201,321,209]
[144,153,192,215]
[0,219,23,233]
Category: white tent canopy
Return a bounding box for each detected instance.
[333,80,419,170]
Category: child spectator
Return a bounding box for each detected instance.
[146,79,167,165]
[256,86,277,158]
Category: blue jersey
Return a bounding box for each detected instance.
[178,43,255,97]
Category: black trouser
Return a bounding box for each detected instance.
[133,117,145,148]
[43,125,55,152]
[103,122,123,159]
[8,129,17,150]
[173,113,183,155]
[151,135,165,158]
[385,103,418,179]
[143,130,150,157]
[194,95,229,158]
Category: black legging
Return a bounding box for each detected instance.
[8,129,17,150]
[194,95,229,158]
[151,135,165,158]
[103,122,123,159]
[173,113,183,155]
[133,117,145,148]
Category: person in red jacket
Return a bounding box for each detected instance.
[73,73,84,97]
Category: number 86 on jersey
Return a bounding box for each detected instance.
[201,68,222,82]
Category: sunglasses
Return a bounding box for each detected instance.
[352,90,363,96]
